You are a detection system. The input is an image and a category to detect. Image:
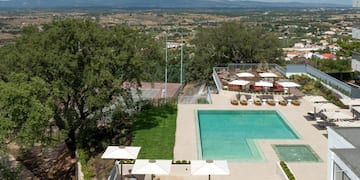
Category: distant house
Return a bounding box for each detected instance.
[293,42,305,48]
[286,51,304,59]
[321,53,337,60]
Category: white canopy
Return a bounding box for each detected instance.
[305,96,328,103]
[259,72,278,78]
[229,80,250,86]
[101,146,141,159]
[322,110,353,121]
[255,81,273,87]
[132,159,172,175]
[277,82,300,88]
[191,160,230,179]
[236,72,255,78]
[340,98,360,106]
[314,103,339,111]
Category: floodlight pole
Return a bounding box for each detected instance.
[163,31,168,103]
[180,33,184,86]
[120,162,123,180]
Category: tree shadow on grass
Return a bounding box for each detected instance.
[132,104,177,131]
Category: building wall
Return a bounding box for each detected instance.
[353,27,360,39]
[353,53,360,72]
[354,0,360,8]
[327,128,357,180]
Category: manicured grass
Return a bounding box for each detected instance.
[132,104,177,159]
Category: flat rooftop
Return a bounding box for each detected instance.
[331,127,360,178]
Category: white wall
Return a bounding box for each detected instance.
[353,27,360,39]
[352,58,360,72]
[331,153,360,180]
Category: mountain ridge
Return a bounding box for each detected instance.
[0,0,351,9]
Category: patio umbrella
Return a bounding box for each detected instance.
[255,81,273,87]
[236,72,255,78]
[191,160,230,180]
[132,159,172,180]
[259,72,278,78]
[278,81,300,95]
[255,81,273,91]
[101,146,141,180]
[229,80,250,86]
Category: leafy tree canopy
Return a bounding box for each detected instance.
[0,19,163,153]
[0,73,53,149]
[188,22,283,82]
[337,39,360,57]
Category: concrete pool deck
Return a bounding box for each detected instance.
[170,91,328,180]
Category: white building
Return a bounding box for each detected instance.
[327,127,360,180]
[353,25,360,72]
[353,25,360,40]
[354,0,360,7]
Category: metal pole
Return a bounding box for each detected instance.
[120,162,123,180]
[180,33,183,86]
[165,31,168,103]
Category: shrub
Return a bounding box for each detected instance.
[267,99,276,106]
[231,99,239,105]
[279,100,287,106]
[280,161,295,180]
[240,99,248,105]
[197,98,209,104]
[291,100,301,106]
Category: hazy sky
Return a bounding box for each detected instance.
[0,0,353,6]
[234,0,352,5]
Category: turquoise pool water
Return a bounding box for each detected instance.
[273,145,321,162]
[197,110,299,161]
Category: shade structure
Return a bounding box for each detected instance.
[255,81,273,87]
[259,72,278,78]
[314,103,339,112]
[101,146,141,180]
[322,110,353,121]
[306,96,328,103]
[101,146,141,159]
[277,81,300,88]
[228,80,250,86]
[313,102,340,118]
[278,81,300,95]
[191,160,230,180]
[132,159,172,180]
[236,72,255,78]
[340,98,360,106]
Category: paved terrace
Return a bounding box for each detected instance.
[120,91,328,180]
[172,91,328,180]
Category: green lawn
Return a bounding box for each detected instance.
[132,104,177,159]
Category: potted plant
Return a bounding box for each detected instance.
[267,99,276,106]
[230,99,239,105]
[254,99,262,106]
[279,100,287,106]
[291,100,301,106]
[240,99,248,105]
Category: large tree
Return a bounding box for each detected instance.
[0,19,163,154]
[189,23,283,81]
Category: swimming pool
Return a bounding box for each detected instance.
[273,144,321,162]
[196,110,299,161]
